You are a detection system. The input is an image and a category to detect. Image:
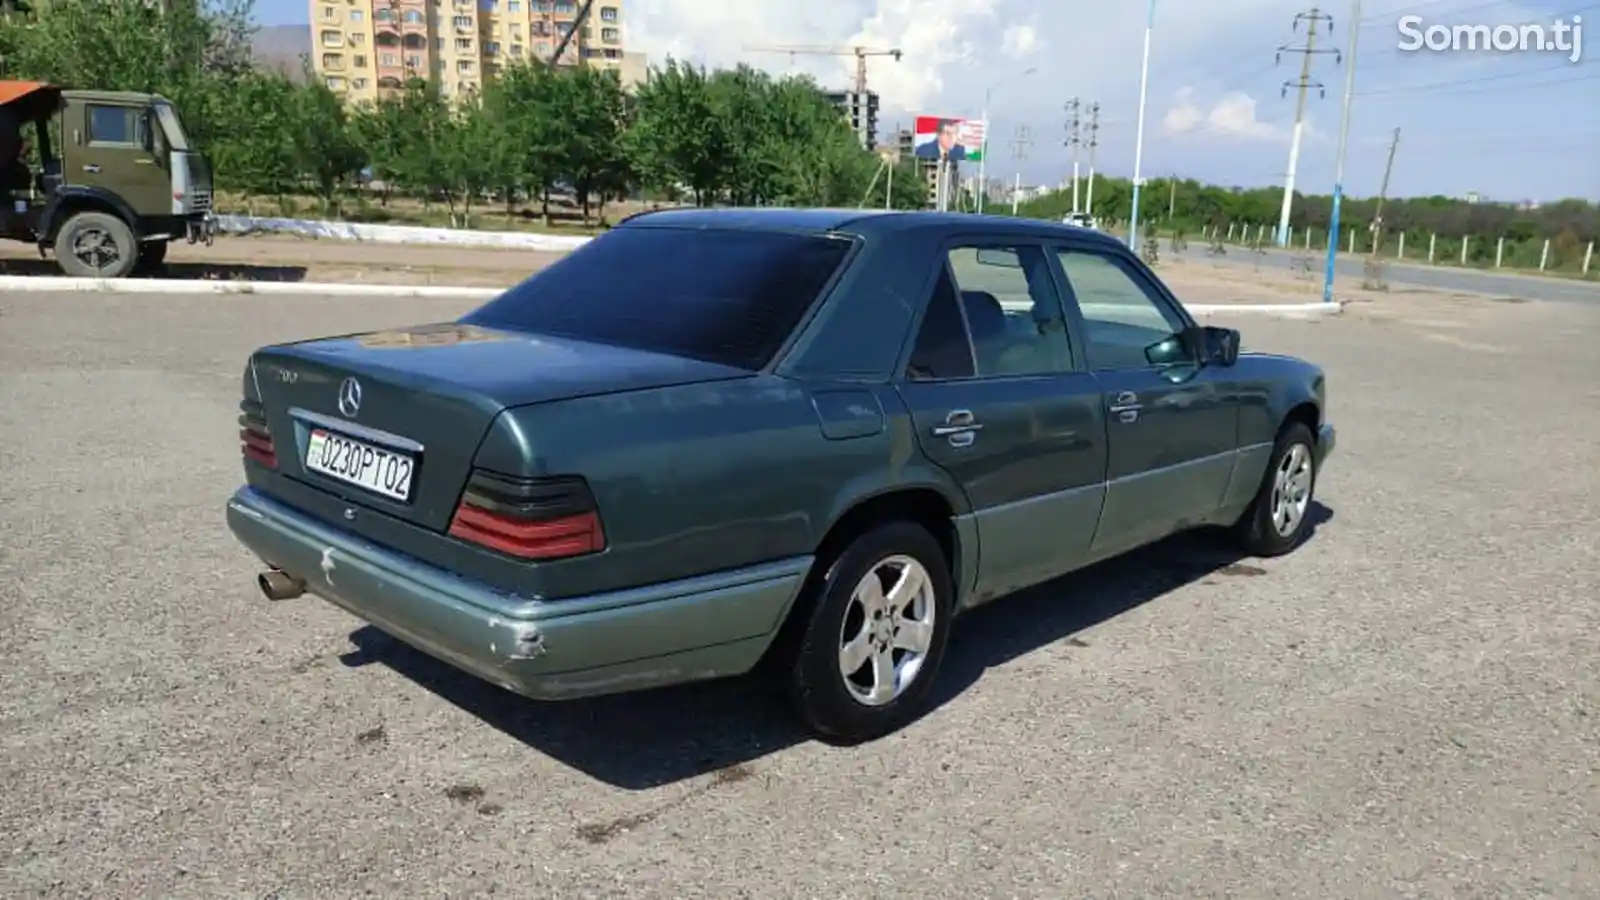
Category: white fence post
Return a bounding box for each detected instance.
[1428,233,1437,262]
[1496,237,1504,269]
[1585,241,1594,274]
[1256,224,1265,243]
[1397,233,1405,258]
[1461,237,1469,265]
[1539,238,1550,271]
[1227,222,1236,241]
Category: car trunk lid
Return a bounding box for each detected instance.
[248,322,751,532]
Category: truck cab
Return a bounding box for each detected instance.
[0,80,215,278]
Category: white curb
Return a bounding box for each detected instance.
[0,275,503,299]
[217,214,593,252]
[1187,301,1344,316]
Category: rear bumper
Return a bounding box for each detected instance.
[225,486,811,700]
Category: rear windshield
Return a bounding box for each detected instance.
[460,226,854,370]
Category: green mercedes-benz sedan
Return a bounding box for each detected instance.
[226,207,1335,742]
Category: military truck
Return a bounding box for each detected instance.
[1,80,216,278]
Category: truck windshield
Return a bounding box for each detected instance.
[460,227,854,370]
[152,102,190,151]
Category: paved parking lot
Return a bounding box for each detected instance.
[1,289,1596,897]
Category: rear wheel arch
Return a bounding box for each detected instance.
[759,486,962,675]
[815,487,959,578]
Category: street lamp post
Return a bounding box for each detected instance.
[1324,0,1361,304]
[1127,0,1155,248]
[977,67,1037,214]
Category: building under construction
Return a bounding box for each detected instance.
[823,89,880,150]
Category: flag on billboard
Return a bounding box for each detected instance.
[912,115,985,162]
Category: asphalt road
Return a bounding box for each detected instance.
[1201,245,1600,305]
[2,291,1597,897]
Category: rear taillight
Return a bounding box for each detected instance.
[448,471,606,561]
[239,400,276,468]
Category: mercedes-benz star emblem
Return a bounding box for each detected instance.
[337,376,362,418]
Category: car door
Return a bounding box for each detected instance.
[1049,243,1241,558]
[68,100,169,216]
[895,239,1108,606]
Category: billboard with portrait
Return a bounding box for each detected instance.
[912,115,986,162]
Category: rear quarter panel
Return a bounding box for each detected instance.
[474,376,967,600]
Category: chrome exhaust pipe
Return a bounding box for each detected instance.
[258,569,306,601]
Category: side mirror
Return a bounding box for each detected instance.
[1192,325,1240,366]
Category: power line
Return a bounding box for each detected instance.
[1380,69,1600,98]
[1356,61,1589,96]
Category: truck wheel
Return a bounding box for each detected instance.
[53,211,137,279]
[133,239,168,273]
[784,521,954,743]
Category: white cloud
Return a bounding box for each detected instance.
[999,23,1041,58]
[619,0,1569,194]
[1161,86,1283,140]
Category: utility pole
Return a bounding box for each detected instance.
[1010,125,1032,215]
[1274,8,1340,247]
[1084,102,1100,220]
[1323,0,1360,304]
[1368,127,1400,257]
[1064,97,1082,214]
[1127,0,1155,250]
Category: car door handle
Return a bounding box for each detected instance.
[81,164,100,173]
[931,409,981,446]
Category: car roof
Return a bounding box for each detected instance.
[618,206,1130,250]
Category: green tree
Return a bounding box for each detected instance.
[549,66,631,225]
[203,70,299,203]
[291,78,366,213]
[627,59,725,205]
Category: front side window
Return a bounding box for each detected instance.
[1054,249,1187,370]
[86,105,142,147]
[461,228,853,370]
[944,243,1074,376]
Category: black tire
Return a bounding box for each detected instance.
[53,211,137,279]
[784,521,955,743]
[134,239,168,273]
[1233,420,1319,557]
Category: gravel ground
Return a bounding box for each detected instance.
[0,289,1596,898]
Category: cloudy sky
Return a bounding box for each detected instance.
[266,0,1598,202]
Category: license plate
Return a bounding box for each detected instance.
[305,428,415,502]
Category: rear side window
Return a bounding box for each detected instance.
[461,227,853,370]
[905,267,975,380]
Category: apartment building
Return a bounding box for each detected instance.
[311,0,627,105]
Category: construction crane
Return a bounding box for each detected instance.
[745,44,903,95]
